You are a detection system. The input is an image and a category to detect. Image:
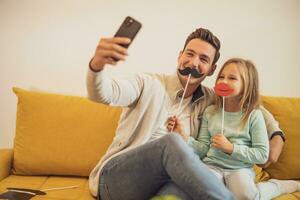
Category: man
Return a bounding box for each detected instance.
[87,28,284,200]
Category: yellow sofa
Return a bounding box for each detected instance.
[0,87,299,199]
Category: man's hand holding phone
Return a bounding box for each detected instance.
[90,16,142,72]
[90,37,131,72]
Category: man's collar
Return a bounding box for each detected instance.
[191,85,204,103]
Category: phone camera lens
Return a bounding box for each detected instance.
[126,18,133,27]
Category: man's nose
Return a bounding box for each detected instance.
[192,57,200,67]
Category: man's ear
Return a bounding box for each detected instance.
[207,64,217,76]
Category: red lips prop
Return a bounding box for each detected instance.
[214,83,234,97]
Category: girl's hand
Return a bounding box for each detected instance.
[211,134,234,154]
[166,116,189,142]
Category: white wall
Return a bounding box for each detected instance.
[1,0,300,148]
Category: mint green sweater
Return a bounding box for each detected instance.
[188,105,269,169]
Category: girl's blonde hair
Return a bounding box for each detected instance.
[214,58,261,128]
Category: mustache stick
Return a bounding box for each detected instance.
[171,73,191,132]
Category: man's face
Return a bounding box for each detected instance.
[177,38,217,87]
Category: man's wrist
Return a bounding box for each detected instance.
[89,58,102,72]
[270,131,286,142]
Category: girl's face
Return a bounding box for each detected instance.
[217,63,243,98]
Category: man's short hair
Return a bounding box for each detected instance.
[183,28,221,65]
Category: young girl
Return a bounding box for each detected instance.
[167,58,300,200]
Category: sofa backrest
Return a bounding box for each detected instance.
[13,87,121,177]
[12,88,300,180]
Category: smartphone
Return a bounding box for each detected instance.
[114,16,142,48]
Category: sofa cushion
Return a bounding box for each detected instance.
[12,87,121,177]
[0,149,13,181]
[262,96,300,180]
[253,165,270,183]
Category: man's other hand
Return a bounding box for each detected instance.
[257,135,284,169]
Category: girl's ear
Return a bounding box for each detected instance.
[208,64,217,76]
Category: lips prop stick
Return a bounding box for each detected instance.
[213,83,234,135]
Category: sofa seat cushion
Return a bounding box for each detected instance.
[274,192,300,200]
[0,175,94,199]
[13,87,121,177]
[0,176,298,200]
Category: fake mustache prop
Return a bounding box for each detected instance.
[178,67,203,78]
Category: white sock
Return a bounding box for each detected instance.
[269,179,300,194]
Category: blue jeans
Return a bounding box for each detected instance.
[98,134,234,200]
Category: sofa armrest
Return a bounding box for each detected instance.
[0,148,13,181]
